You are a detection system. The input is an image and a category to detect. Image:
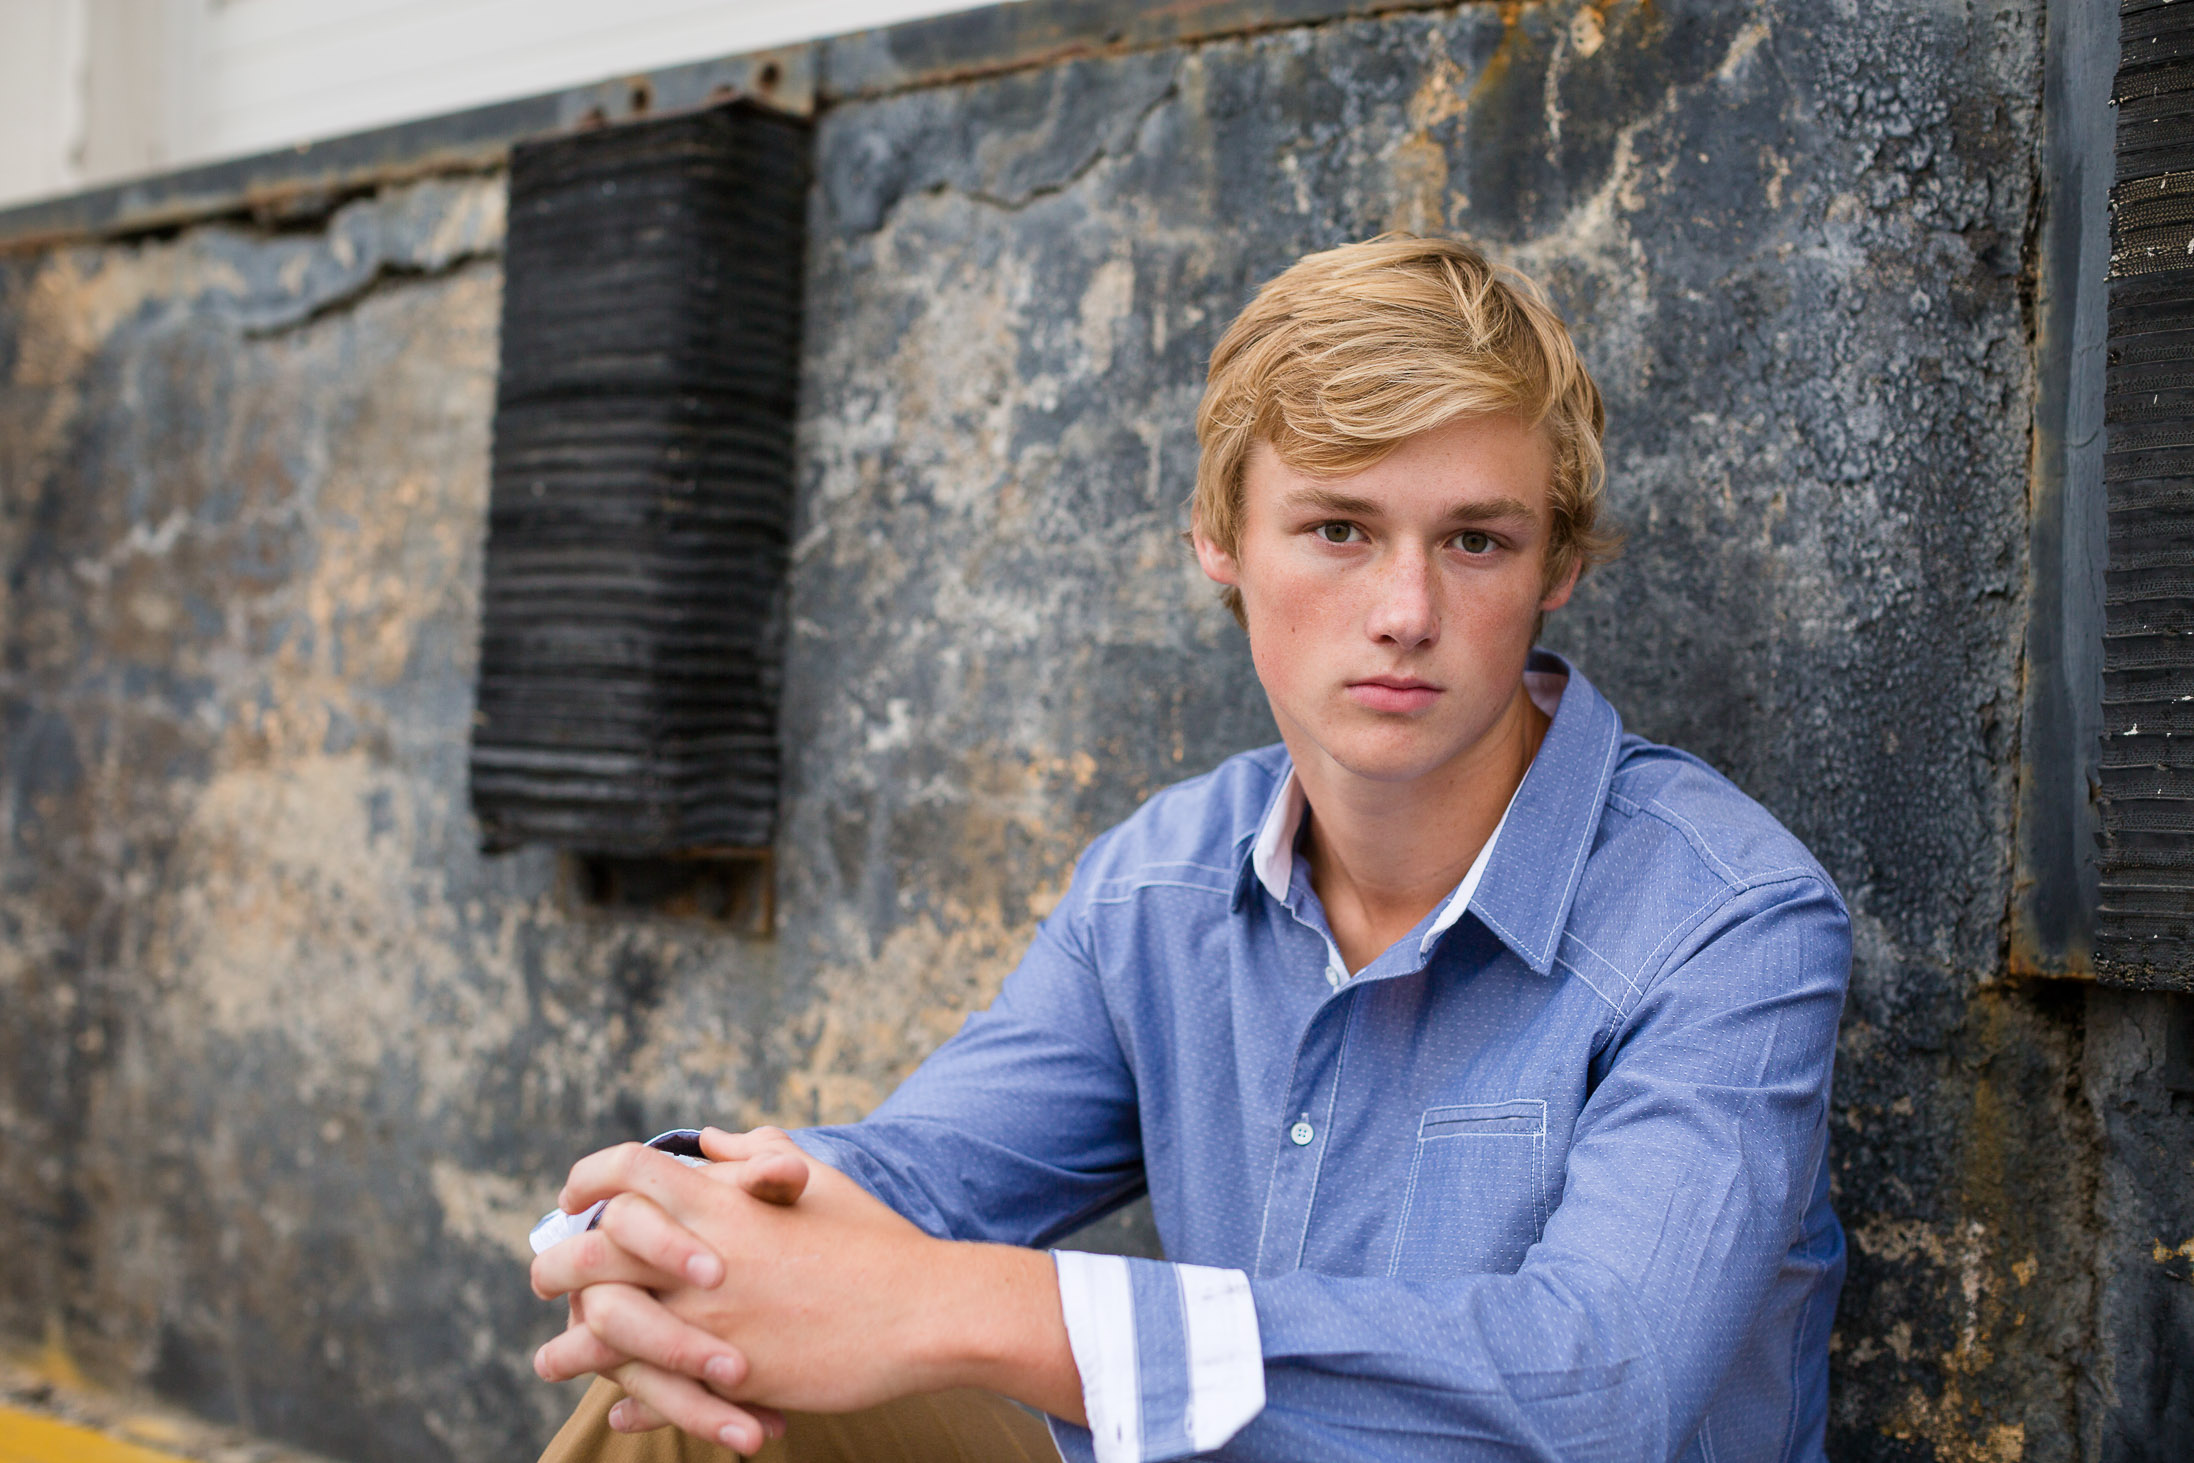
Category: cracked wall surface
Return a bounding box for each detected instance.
[0,1,2181,1460]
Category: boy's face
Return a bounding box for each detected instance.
[1195,414,1578,789]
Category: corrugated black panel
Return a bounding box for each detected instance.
[2102,0,2194,983]
[470,103,810,855]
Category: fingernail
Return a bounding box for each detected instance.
[767,1416,786,1439]
[704,1354,741,1387]
[531,1346,549,1378]
[608,1401,629,1430]
[687,1253,723,1287]
[718,1424,751,1450]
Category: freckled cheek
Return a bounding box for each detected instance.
[1438,566,1543,633]
[1253,560,1350,642]
[1246,571,1356,708]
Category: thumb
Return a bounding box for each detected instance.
[738,1147,809,1206]
[699,1126,809,1205]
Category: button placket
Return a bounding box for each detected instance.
[1253,988,1360,1277]
[1254,892,1387,1275]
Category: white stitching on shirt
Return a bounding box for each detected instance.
[1561,928,1644,997]
[1090,878,1234,904]
[1641,796,1746,882]
[1551,952,1626,1017]
[1615,871,1833,1047]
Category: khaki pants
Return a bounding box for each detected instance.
[538,1377,1061,1463]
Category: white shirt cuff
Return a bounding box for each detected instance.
[1055,1251,1142,1462]
[1177,1263,1263,1452]
[1052,1251,1263,1463]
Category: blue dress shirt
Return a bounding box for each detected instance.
[793,653,1849,1462]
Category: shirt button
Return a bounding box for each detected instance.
[1289,1120,1315,1146]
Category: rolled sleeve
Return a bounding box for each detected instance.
[1050,1252,1264,1463]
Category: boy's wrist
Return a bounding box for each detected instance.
[909,1240,1086,1424]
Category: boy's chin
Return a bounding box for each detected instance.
[1310,727,1476,786]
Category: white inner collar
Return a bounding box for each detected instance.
[1250,669,1566,957]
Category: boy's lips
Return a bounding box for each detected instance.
[1345,676,1442,714]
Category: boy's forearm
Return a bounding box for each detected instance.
[919,1241,1087,1425]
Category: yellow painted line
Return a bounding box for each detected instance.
[0,1404,189,1463]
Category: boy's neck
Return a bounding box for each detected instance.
[1295,682,1550,974]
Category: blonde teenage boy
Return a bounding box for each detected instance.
[527,235,1849,1463]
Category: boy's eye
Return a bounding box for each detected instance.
[1453,530,1494,554]
[1317,522,1362,544]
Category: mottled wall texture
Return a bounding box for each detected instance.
[0,1,2185,1459]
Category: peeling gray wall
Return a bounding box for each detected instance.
[0,2,2185,1460]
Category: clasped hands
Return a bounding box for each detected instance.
[528,1127,1082,1455]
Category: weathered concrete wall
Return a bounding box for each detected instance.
[0,1,2179,1459]
[0,177,645,1456]
[2081,989,2194,1462]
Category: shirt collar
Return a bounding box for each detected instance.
[1470,650,1624,973]
[1248,774,1307,904]
[1240,650,1620,974]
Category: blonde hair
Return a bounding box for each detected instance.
[1191,233,1619,624]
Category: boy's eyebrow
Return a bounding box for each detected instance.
[1283,487,1386,517]
[1282,487,1539,523]
[1439,495,1538,524]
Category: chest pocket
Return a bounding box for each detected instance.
[1387,1098,1548,1281]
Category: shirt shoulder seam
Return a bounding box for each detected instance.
[1550,949,1629,1017]
[1625,865,1835,1006]
[1636,794,1746,884]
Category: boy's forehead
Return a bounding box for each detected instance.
[1243,419,1557,517]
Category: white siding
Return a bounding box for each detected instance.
[0,0,994,209]
[0,1,89,209]
[182,0,992,160]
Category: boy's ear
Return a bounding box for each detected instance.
[1193,531,1242,588]
[1539,555,1583,613]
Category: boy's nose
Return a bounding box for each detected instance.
[1365,550,1439,648]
